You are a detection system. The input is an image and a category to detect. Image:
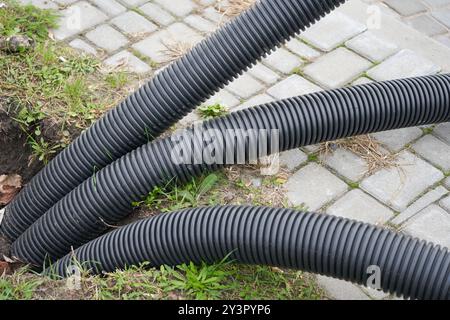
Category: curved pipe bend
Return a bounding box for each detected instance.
[50,206,450,300]
[0,0,346,241]
[11,74,450,267]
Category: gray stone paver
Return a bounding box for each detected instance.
[327,189,395,225]
[345,31,399,62]
[111,11,158,35]
[316,276,371,300]
[39,0,450,301]
[321,148,368,182]
[374,0,450,48]
[267,75,322,100]
[139,2,176,26]
[402,204,450,247]
[299,12,367,52]
[90,0,126,17]
[279,149,308,172]
[391,186,449,224]
[371,127,423,152]
[304,47,372,88]
[284,163,348,211]
[367,49,440,81]
[413,134,450,171]
[433,122,450,144]
[52,1,108,40]
[441,196,450,212]
[444,177,450,189]
[262,48,304,74]
[361,151,444,211]
[85,24,128,52]
[103,50,151,74]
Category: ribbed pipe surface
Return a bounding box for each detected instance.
[51,206,450,300]
[0,0,346,241]
[11,74,450,266]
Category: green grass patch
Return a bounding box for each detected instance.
[1,0,136,163]
[0,0,58,40]
[198,103,229,119]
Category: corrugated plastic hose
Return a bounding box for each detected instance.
[11,74,450,266]
[50,206,450,300]
[0,0,346,241]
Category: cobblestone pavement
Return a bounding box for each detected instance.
[366,0,450,48]
[20,0,450,300]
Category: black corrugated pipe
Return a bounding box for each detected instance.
[11,74,450,266]
[0,0,346,242]
[50,206,450,300]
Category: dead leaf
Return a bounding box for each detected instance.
[0,261,10,275]
[0,174,22,205]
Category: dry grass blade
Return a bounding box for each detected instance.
[160,40,194,63]
[216,0,256,17]
[318,135,398,175]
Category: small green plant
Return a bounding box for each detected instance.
[347,181,360,189]
[0,0,58,41]
[105,72,129,89]
[198,104,228,119]
[15,104,46,125]
[134,174,220,211]
[422,127,434,134]
[27,130,60,164]
[307,153,319,162]
[0,268,42,300]
[64,78,87,106]
[159,257,232,300]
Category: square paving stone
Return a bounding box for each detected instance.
[284,163,348,211]
[154,0,197,17]
[19,0,58,9]
[345,31,398,62]
[279,149,308,172]
[300,12,366,52]
[432,9,450,28]
[422,0,450,7]
[412,134,450,171]
[433,122,450,144]
[139,2,176,26]
[69,38,97,56]
[316,276,370,300]
[440,196,450,212]
[444,177,450,189]
[285,38,321,61]
[406,14,448,37]
[327,189,394,225]
[225,74,264,99]
[248,63,280,85]
[392,186,448,225]
[267,75,322,100]
[184,14,217,34]
[91,0,126,17]
[233,94,274,112]
[86,24,128,53]
[371,127,423,152]
[132,23,201,63]
[402,205,450,247]
[322,148,368,182]
[361,151,444,211]
[384,0,427,16]
[204,90,240,109]
[111,11,158,35]
[263,48,304,74]
[103,50,151,74]
[367,49,440,81]
[53,1,108,40]
[303,48,372,89]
